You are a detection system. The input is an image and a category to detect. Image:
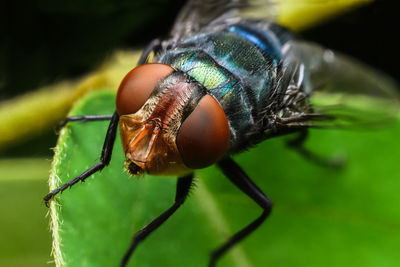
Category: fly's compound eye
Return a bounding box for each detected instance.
[176,95,230,169]
[116,63,174,115]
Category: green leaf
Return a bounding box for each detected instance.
[0,159,52,267]
[49,90,400,267]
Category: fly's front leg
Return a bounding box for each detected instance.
[211,157,273,267]
[137,38,161,65]
[287,130,345,168]
[57,39,161,131]
[57,114,114,130]
[121,174,194,267]
[43,111,119,206]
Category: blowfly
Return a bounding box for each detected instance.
[44,0,400,266]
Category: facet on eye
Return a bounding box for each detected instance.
[116,63,174,115]
[176,94,230,169]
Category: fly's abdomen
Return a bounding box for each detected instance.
[158,21,290,151]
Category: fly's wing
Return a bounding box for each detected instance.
[278,40,400,129]
[170,0,279,40]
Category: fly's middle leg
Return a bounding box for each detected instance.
[120,174,194,267]
[287,130,345,168]
[211,157,273,267]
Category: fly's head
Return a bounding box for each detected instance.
[116,63,231,176]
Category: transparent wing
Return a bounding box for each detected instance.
[281,40,400,129]
[170,0,279,40]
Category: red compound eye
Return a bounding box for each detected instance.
[116,63,174,115]
[176,95,230,169]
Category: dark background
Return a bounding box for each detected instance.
[0,0,398,156]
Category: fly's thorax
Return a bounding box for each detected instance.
[157,22,288,152]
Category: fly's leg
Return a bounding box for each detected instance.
[57,38,161,131]
[287,130,345,168]
[211,157,273,267]
[137,38,161,65]
[58,114,114,130]
[121,174,194,267]
[57,37,158,130]
[43,111,119,206]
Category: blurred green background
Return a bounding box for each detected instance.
[0,1,398,266]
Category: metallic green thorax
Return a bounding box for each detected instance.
[158,21,290,152]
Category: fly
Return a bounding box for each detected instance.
[44,0,400,266]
